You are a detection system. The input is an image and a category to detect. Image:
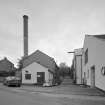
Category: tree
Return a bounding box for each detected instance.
[58,62,70,77]
[16,57,24,82]
[17,56,24,70]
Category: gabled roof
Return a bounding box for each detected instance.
[0,57,12,64]
[0,57,16,71]
[22,50,57,72]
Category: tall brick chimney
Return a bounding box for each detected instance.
[23,15,28,57]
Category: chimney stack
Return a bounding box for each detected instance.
[23,15,28,57]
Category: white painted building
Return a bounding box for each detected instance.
[72,48,83,84]
[20,15,58,86]
[21,50,57,86]
[82,35,105,91]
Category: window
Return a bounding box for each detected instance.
[85,49,88,64]
[25,74,31,80]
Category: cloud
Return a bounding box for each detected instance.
[0,0,105,67]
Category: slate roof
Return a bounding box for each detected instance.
[22,50,57,73]
[0,57,15,72]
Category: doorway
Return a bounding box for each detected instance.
[91,65,95,88]
[37,72,45,85]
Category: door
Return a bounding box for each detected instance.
[37,72,45,85]
[91,66,95,88]
[83,72,86,85]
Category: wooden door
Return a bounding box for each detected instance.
[37,72,45,85]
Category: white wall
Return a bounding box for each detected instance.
[74,48,82,84]
[83,36,105,90]
[76,56,82,84]
[22,62,51,84]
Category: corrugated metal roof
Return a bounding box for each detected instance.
[86,34,105,40]
[93,34,105,39]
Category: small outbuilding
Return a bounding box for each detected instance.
[21,50,58,86]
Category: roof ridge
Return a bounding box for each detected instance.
[35,50,54,60]
[22,49,56,70]
[24,50,54,60]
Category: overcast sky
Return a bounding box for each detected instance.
[0,0,105,67]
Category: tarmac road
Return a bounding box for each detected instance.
[0,84,105,105]
[0,87,60,105]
